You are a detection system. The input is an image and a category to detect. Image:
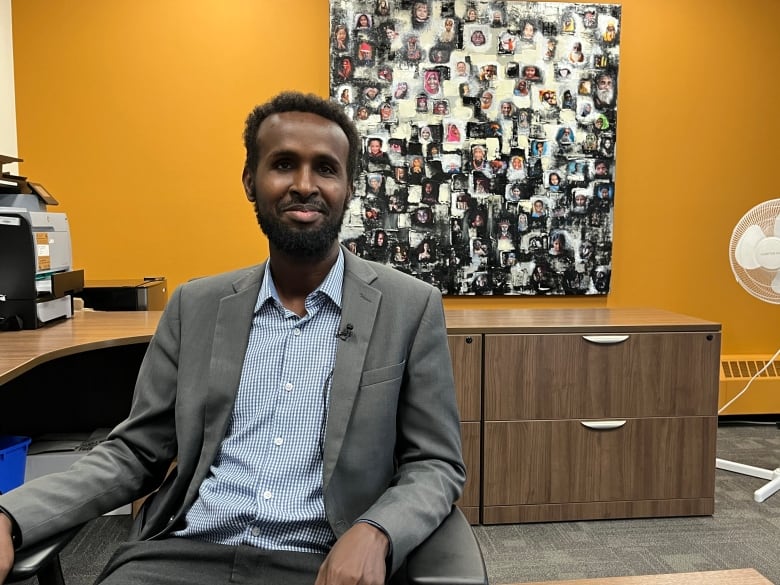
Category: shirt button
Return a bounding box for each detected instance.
[293,328,301,336]
[251,526,261,536]
[263,490,273,500]
[274,437,284,446]
[284,382,293,392]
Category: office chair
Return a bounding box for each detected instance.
[9,506,487,585]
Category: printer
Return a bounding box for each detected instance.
[0,155,84,330]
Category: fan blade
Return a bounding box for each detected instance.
[773,270,780,295]
[735,224,765,269]
[775,213,780,237]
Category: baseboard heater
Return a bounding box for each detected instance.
[719,355,780,416]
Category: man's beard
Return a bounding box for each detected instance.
[254,199,346,259]
[596,87,614,105]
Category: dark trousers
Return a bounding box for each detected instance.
[95,537,326,585]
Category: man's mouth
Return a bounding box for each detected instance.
[281,203,327,223]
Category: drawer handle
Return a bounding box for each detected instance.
[582,335,630,345]
[581,420,626,430]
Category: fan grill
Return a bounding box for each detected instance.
[729,199,780,304]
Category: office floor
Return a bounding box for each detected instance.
[18,422,780,585]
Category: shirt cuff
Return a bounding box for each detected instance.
[0,505,22,550]
[355,518,393,571]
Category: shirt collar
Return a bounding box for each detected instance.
[256,248,345,313]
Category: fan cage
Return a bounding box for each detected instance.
[728,199,780,304]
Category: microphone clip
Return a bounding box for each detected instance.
[336,323,354,341]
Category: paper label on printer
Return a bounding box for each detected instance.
[0,217,21,226]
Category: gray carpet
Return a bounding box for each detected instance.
[16,423,780,584]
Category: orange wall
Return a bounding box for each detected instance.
[11,0,780,354]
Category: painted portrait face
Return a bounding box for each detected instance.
[368,139,382,155]
[471,30,486,46]
[414,2,429,22]
[501,102,513,117]
[424,71,440,93]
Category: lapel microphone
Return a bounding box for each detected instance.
[336,323,354,340]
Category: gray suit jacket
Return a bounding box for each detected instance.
[0,250,465,573]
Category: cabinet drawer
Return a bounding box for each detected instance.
[483,417,716,506]
[448,334,482,422]
[484,332,720,420]
[455,422,480,520]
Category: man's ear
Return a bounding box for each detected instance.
[242,167,256,202]
[343,185,354,211]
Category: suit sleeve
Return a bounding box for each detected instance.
[358,286,466,573]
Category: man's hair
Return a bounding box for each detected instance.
[243,91,360,186]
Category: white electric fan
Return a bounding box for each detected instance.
[715,198,780,502]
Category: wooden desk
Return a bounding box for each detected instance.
[0,310,162,384]
[0,310,162,436]
[513,568,772,585]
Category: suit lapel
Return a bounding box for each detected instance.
[190,266,264,495]
[323,252,381,490]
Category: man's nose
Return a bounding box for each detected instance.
[291,166,318,198]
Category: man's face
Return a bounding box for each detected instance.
[501,102,512,116]
[596,75,615,104]
[457,62,467,75]
[595,162,608,175]
[242,112,351,259]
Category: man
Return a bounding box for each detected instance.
[593,72,615,109]
[0,92,464,585]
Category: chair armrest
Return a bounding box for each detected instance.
[404,506,487,585]
[8,524,84,583]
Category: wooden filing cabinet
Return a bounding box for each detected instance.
[444,308,721,525]
[448,334,482,524]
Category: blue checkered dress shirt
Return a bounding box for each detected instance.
[175,250,344,553]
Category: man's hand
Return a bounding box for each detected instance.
[315,522,389,585]
[0,513,15,583]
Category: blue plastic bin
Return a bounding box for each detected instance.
[0,435,32,494]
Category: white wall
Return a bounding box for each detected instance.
[0,0,18,175]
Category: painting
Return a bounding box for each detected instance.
[331,0,621,295]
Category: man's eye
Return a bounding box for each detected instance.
[274,160,292,170]
[319,165,335,174]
